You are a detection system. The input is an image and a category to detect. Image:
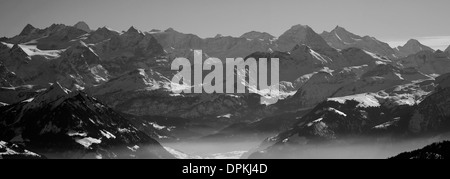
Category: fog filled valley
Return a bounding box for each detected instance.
[2,21,450,159]
[161,134,450,159]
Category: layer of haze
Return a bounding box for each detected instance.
[1,0,449,50]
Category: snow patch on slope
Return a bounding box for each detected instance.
[329,93,381,108]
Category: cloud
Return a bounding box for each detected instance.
[387,36,450,50]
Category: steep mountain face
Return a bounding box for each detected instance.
[408,73,450,134]
[19,24,37,36]
[0,141,45,159]
[445,45,450,54]
[7,24,44,44]
[394,39,434,58]
[73,21,91,33]
[0,83,174,159]
[0,42,60,87]
[321,26,397,58]
[52,40,110,89]
[0,62,24,87]
[397,50,450,76]
[391,141,450,159]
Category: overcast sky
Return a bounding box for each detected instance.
[1,0,449,50]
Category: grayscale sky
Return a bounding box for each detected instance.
[0,0,449,50]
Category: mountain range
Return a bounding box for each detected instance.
[1,21,450,159]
